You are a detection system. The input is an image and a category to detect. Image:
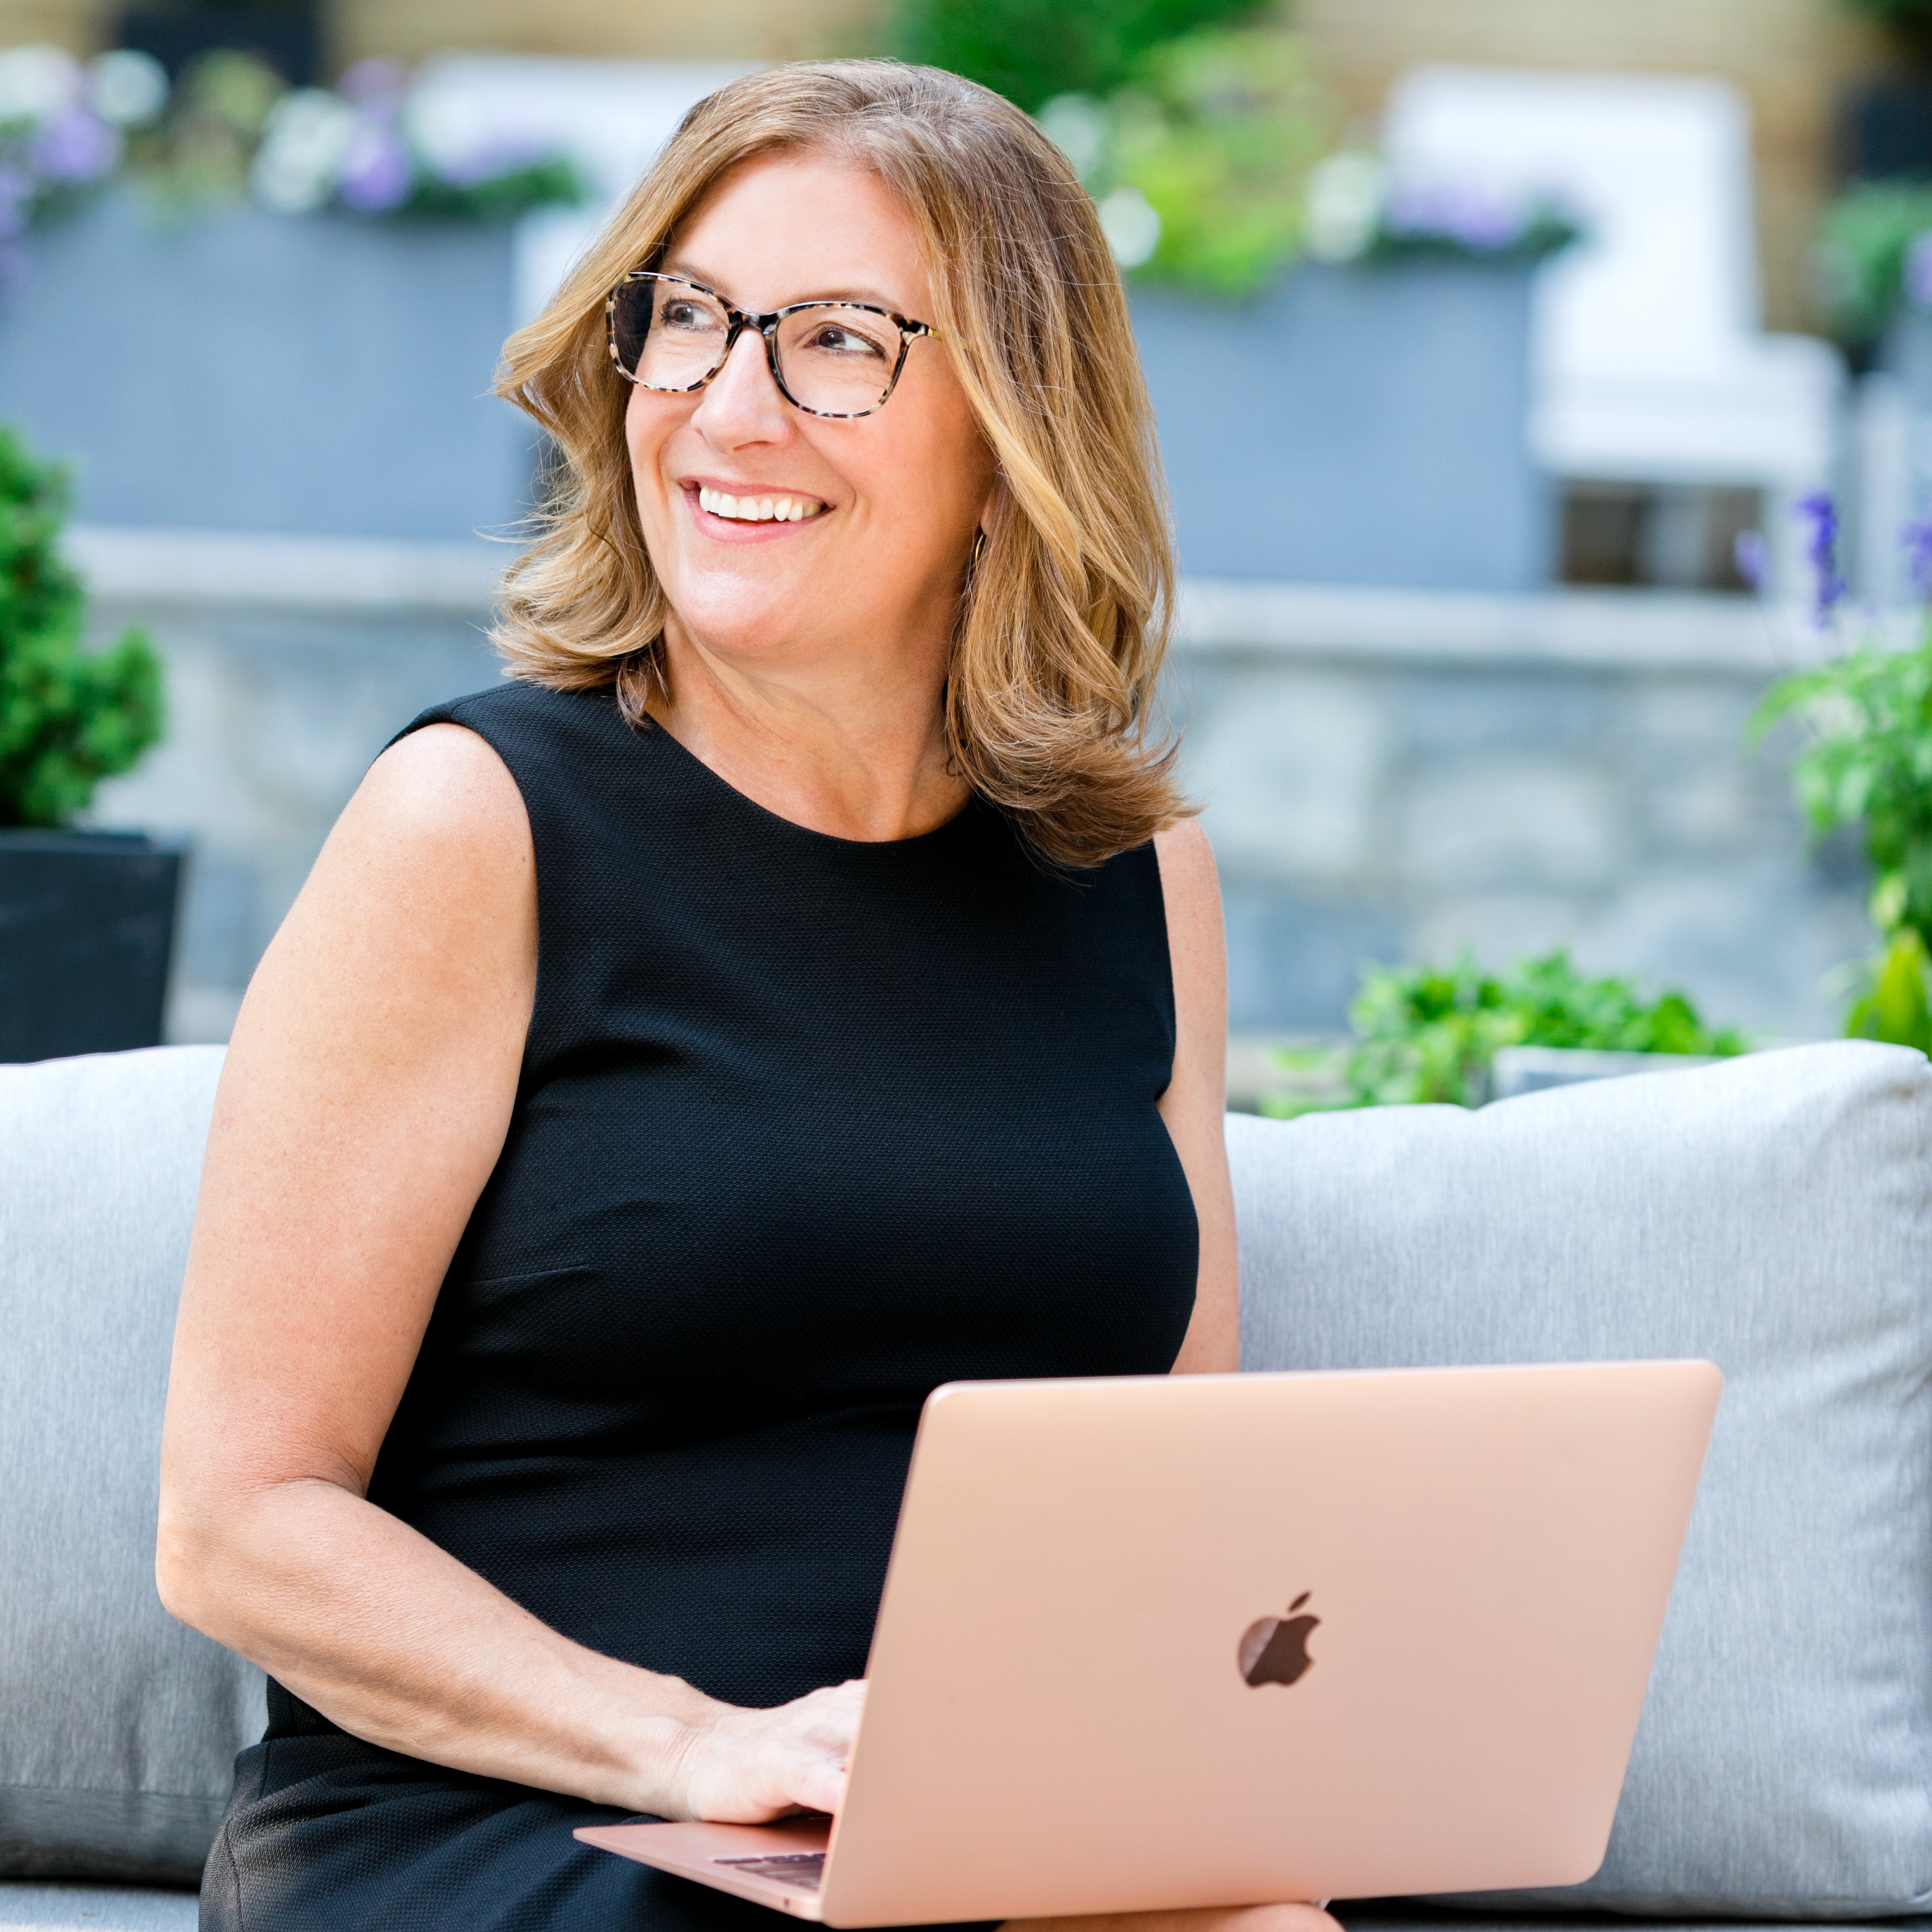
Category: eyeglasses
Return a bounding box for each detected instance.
[605,271,939,420]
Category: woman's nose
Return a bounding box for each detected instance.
[691,326,792,448]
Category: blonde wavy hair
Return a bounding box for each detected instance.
[493,59,1189,867]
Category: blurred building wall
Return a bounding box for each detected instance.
[328,0,885,64]
[1298,0,1891,332]
[1,0,1897,328]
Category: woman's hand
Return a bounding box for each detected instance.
[1007,1908,1340,1932]
[663,1679,866,1822]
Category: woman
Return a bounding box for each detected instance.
[159,59,1335,1932]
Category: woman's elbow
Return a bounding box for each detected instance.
[155,1479,229,1634]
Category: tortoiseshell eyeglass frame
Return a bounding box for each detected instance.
[605,270,941,421]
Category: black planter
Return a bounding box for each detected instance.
[0,831,185,1064]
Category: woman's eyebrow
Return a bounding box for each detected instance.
[659,259,906,312]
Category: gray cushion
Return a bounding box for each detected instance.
[1229,1041,1932,1920]
[0,1881,198,1930]
[0,1048,262,1887]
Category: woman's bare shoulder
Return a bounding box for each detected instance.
[355,719,529,850]
[232,720,536,1065]
[1153,818,1222,932]
[1153,815,1216,877]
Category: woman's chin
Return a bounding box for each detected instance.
[664,578,847,664]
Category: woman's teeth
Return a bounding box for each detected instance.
[697,486,825,523]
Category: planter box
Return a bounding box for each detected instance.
[0,831,183,1063]
[1490,1044,1726,1101]
[0,190,533,540]
[1132,258,1552,591]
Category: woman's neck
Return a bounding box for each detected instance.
[650,616,968,843]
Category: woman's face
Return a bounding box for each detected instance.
[625,150,994,681]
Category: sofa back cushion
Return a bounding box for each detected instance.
[0,1047,262,1887]
[1228,1041,1932,1919]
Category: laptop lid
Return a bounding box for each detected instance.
[816,1361,1719,1925]
[579,1362,1719,1926]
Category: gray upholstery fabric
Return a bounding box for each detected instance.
[0,1881,197,1930]
[0,1048,263,1887]
[1229,1041,1932,1920]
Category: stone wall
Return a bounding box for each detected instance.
[75,531,1872,1052]
[1175,582,1870,1044]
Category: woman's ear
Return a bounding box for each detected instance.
[976,471,1006,543]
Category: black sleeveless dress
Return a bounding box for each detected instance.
[201,680,1199,1932]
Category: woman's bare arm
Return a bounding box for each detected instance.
[1154,821,1239,1376]
[157,722,854,1820]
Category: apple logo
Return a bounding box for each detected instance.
[1239,1591,1319,1687]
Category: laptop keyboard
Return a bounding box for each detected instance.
[715,1853,825,1892]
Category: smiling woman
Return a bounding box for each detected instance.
[155,59,1310,1932]
[494,62,1180,863]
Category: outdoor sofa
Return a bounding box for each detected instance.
[5,1039,1932,1931]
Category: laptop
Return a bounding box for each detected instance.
[578,1361,1721,1926]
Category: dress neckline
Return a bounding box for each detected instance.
[640,707,978,853]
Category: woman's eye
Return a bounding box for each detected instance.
[661,301,713,331]
[808,324,888,361]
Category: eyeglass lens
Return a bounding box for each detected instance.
[613,278,903,416]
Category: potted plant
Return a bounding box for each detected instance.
[0,47,582,540]
[0,423,172,1063]
[1261,950,1747,1115]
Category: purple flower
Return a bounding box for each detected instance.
[1903,514,1932,603]
[431,134,546,190]
[337,120,411,212]
[337,57,408,114]
[1908,232,1932,310]
[1734,528,1768,593]
[28,105,116,184]
[1796,491,1847,625]
[1384,179,1522,251]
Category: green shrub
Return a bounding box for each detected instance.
[0,428,163,828]
[1268,950,1747,1114]
[1105,28,1330,298]
[1815,180,1932,346]
[1755,629,1932,1050]
[890,0,1263,113]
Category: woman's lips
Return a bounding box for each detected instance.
[681,482,830,543]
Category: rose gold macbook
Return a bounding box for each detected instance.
[577,1362,1721,1926]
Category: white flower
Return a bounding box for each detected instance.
[1303,150,1386,263]
[251,87,358,213]
[401,87,496,177]
[1037,92,1110,185]
[1098,185,1160,270]
[88,48,167,128]
[0,44,81,125]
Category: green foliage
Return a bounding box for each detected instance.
[1106,28,1331,298]
[1815,180,1932,344]
[0,428,163,828]
[126,49,282,212]
[1266,950,1746,1115]
[890,0,1263,113]
[394,155,588,223]
[1849,928,1932,1051]
[1755,634,1932,1046]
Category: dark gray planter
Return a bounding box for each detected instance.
[1132,258,1552,591]
[0,831,183,1063]
[0,190,534,540]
